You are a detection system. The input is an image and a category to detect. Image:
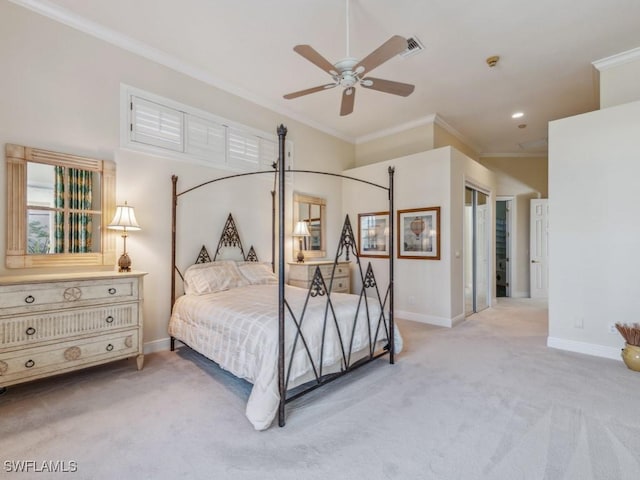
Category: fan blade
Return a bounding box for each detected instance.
[340,87,355,116]
[360,77,415,97]
[354,35,408,75]
[283,83,337,99]
[293,45,338,77]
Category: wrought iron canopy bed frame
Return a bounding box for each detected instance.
[170,124,396,428]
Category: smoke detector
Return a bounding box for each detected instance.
[486,55,500,67]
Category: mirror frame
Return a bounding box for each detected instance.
[293,192,326,260]
[5,144,117,268]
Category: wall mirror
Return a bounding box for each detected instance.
[5,144,116,268]
[293,192,326,259]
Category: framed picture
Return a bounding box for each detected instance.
[397,207,440,260]
[358,212,389,258]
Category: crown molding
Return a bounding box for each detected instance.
[478,152,548,159]
[354,114,437,144]
[9,0,354,144]
[432,115,483,154]
[355,113,484,156]
[593,46,640,71]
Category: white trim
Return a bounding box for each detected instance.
[396,309,459,328]
[9,0,353,143]
[433,115,483,154]
[355,114,436,144]
[511,290,529,298]
[354,113,483,155]
[479,152,548,158]
[547,336,623,362]
[143,338,171,354]
[593,46,640,71]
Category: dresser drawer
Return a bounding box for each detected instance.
[0,277,138,315]
[0,303,138,349]
[318,264,349,280]
[0,329,139,386]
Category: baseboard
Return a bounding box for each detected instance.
[547,336,623,361]
[143,337,172,354]
[396,310,454,328]
[511,291,529,298]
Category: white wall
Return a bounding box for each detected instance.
[343,147,495,327]
[0,2,353,349]
[548,100,640,359]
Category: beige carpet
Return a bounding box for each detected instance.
[1,298,639,479]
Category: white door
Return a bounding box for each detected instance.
[530,199,549,298]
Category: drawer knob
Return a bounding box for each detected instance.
[106,344,114,352]
[25,327,36,336]
[108,288,117,295]
[25,359,35,368]
[105,316,114,324]
[24,295,35,304]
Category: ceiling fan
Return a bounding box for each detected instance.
[283,0,415,116]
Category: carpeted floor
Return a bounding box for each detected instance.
[1,298,639,479]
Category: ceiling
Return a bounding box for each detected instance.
[14,0,640,155]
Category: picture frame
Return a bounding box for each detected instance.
[397,207,440,260]
[357,211,389,258]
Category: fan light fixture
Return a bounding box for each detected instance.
[283,0,415,116]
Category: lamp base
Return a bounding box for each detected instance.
[117,253,132,272]
[296,250,305,263]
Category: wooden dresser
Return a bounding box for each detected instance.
[0,271,146,391]
[288,261,351,293]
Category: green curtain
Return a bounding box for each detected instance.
[68,168,93,253]
[54,167,93,253]
[54,166,65,253]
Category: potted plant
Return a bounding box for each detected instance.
[615,323,640,371]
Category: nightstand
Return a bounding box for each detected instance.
[288,260,350,293]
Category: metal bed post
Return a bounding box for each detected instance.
[170,175,178,352]
[277,124,287,427]
[388,166,395,364]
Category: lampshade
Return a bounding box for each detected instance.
[108,202,141,231]
[292,221,310,237]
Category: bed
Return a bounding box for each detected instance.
[169,125,399,430]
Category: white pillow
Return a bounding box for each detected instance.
[184,261,248,295]
[238,262,278,285]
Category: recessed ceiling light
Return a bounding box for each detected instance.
[512,112,524,119]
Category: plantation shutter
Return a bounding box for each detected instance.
[185,115,226,163]
[259,138,277,170]
[130,96,183,152]
[227,128,259,170]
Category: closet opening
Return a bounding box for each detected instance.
[496,198,512,298]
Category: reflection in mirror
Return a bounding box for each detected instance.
[6,144,116,268]
[26,162,102,254]
[293,193,326,259]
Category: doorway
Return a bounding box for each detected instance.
[464,186,490,315]
[496,199,512,297]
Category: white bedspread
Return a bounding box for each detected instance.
[168,284,402,430]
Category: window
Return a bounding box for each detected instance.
[121,85,288,173]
